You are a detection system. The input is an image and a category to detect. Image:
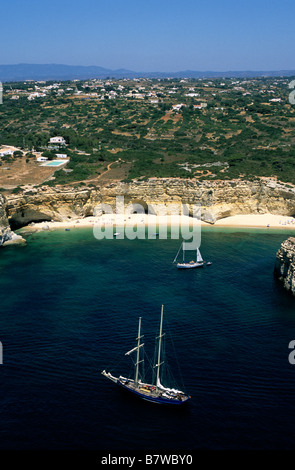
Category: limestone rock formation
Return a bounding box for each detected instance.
[4,178,295,228]
[0,176,294,251]
[274,237,295,296]
[0,193,8,228]
[0,192,26,247]
[0,227,26,246]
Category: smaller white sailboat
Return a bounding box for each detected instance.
[173,241,205,269]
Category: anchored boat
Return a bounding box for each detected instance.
[174,241,205,269]
[102,305,190,405]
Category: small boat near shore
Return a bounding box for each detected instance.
[174,241,205,269]
[102,305,190,405]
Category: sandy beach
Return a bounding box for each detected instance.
[20,212,295,233]
[213,213,295,228]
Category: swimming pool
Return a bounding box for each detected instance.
[42,160,69,167]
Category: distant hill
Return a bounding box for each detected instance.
[0,63,295,82]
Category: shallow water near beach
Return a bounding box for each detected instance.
[0,226,295,450]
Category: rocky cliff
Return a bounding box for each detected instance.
[0,192,26,246]
[0,193,8,228]
[274,237,295,296]
[4,178,295,229]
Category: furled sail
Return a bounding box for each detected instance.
[125,343,144,356]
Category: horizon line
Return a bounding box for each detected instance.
[1,63,295,73]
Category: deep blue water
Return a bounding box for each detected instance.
[0,226,295,450]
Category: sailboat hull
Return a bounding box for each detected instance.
[118,380,190,405]
[177,262,204,269]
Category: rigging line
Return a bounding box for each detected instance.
[165,319,186,391]
[144,349,155,371]
[130,345,146,381]
[173,242,183,263]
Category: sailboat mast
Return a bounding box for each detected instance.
[135,317,142,386]
[156,305,165,390]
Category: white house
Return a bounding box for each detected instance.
[193,103,207,110]
[49,136,66,145]
[28,92,46,100]
[37,156,48,162]
[0,149,14,157]
[172,104,185,111]
[56,153,68,159]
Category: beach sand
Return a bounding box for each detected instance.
[20,212,295,233]
[213,213,295,228]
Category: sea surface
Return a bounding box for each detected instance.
[0,226,295,451]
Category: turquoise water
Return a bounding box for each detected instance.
[0,226,295,450]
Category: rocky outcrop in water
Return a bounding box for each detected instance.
[4,178,295,228]
[0,227,26,246]
[0,193,26,246]
[274,237,295,296]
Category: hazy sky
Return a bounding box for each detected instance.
[2,0,295,71]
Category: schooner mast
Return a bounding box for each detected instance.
[135,317,144,386]
[155,305,165,391]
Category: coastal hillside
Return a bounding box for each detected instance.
[0,76,295,240]
[1,76,295,189]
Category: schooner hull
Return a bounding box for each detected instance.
[118,381,190,405]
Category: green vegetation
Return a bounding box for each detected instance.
[0,76,295,185]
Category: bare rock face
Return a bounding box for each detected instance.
[6,186,93,229]
[1,177,295,247]
[98,178,295,223]
[0,193,26,246]
[0,193,8,228]
[2,177,295,228]
[274,237,295,296]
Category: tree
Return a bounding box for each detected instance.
[42,150,56,160]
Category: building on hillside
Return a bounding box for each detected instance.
[49,136,66,146]
[0,146,15,157]
[56,153,68,159]
[193,102,207,110]
[172,103,185,111]
[28,92,46,100]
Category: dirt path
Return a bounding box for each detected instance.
[96,161,116,180]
